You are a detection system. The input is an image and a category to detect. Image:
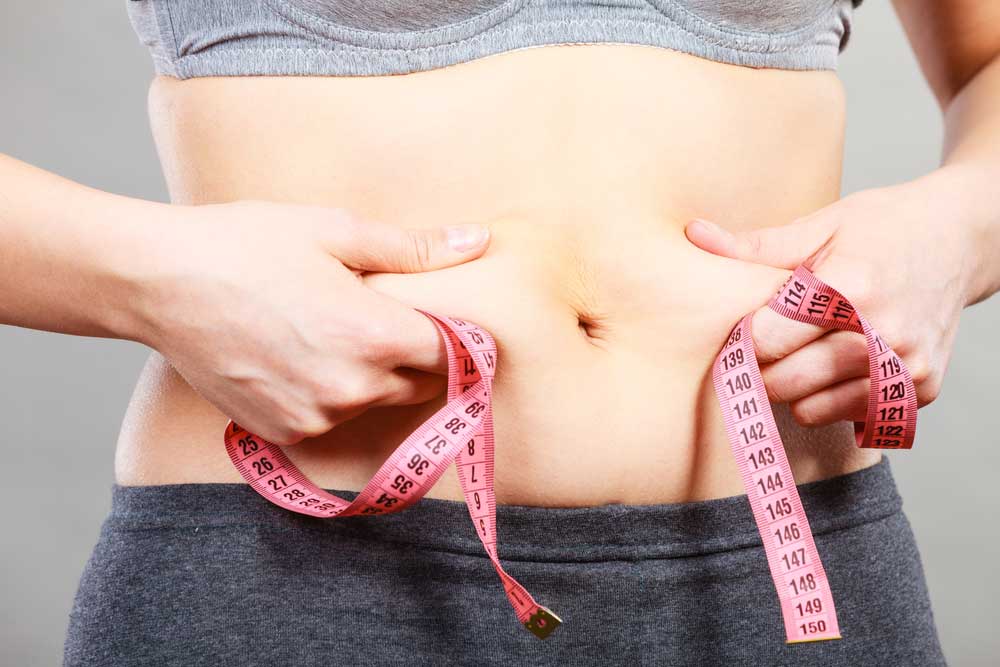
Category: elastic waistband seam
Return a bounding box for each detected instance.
[105,458,898,560]
[102,500,902,563]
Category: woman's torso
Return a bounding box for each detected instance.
[115,43,880,506]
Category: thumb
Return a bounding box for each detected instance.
[684,214,839,270]
[324,210,491,273]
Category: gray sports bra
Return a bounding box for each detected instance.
[127,0,863,78]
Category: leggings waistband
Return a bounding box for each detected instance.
[107,457,899,562]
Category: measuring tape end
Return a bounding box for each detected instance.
[523,606,562,640]
[786,635,842,645]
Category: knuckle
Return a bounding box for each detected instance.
[270,428,305,447]
[854,273,877,305]
[289,412,331,440]
[906,352,933,385]
[406,229,434,271]
[916,369,943,406]
[322,373,379,411]
[790,401,820,427]
[765,377,791,404]
[839,268,876,311]
[753,332,787,363]
[877,319,907,353]
[358,319,399,364]
[833,330,868,364]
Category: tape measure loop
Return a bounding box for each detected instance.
[224,307,559,640]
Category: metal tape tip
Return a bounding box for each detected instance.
[524,606,562,640]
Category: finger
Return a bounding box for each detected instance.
[319,208,491,273]
[759,330,869,403]
[370,367,448,408]
[789,377,869,427]
[685,214,839,269]
[751,305,829,364]
[363,295,450,375]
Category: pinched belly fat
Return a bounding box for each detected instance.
[118,210,873,505]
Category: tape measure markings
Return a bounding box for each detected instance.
[224,264,915,644]
[712,264,916,643]
[224,310,561,638]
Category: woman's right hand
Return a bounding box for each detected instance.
[129,200,491,446]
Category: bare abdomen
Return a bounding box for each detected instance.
[115,44,880,505]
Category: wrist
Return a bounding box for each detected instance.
[916,163,1000,307]
[94,197,184,347]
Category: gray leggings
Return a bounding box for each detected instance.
[64,457,945,666]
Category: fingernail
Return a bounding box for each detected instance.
[446,224,490,252]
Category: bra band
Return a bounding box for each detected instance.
[127,0,860,79]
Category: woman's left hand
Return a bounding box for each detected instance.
[684,173,978,427]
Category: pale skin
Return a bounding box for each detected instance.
[0,165,491,446]
[685,0,1000,428]
[1,2,998,506]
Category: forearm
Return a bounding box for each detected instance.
[0,153,166,342]
[934,53,1000,306]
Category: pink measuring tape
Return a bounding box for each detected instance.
[223,263,916,643]
[223,312,562,639]
[712,264,916,643]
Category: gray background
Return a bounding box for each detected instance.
[1,2,996,665]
